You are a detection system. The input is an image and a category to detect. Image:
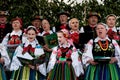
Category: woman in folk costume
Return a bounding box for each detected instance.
[82,23,120,80]
[0,44,10,80]
[10,26,46,80]
[2,17,23,59]
[1,17,23,80]
[41,19,53,66]
[106,14,120,45]
[41,19,53,36]
[47,29,84,80]
[69,18,83,55]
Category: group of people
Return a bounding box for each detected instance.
[0,9,120,80]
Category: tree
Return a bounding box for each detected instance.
[0,0,120,27]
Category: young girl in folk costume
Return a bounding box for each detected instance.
[0,44,10,80]
[82,23,120,80]
[106,14,120,45]
[47,29,84,80]
[1,17,23,80]
[10,26,46,80]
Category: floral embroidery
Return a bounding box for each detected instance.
[94,42,114,52]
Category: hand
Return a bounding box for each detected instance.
[43,44,52,52]
[0,58,4,64]
[87,59,98,65]
[28,64,35,69]
[109,57,117,64]
[35,64,39,70]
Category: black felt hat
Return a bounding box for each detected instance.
[87,12,101,19]
[57,10,70,17]
[0,10,9,16]
[31,15,43,21]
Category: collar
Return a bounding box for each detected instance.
[70,30,79,34]
[41,30,53,36]
[24,39,38,48]
[10,30,22,36]
[59,41,71,48]
[106,26,117,32]
[94,36,111,42]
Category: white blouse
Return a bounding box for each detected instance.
[47,42,84,77]
[1,30,23,46]
[0,44,10,66]
[10,39,46,76]
[82,37,120,67]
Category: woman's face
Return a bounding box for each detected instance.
[12,20,21,30]
[70,18,79,31]
[42,19,50,31]
[106,16,116,28]
[96,24,107,39]
[57,32,66,45]
[27,29,36,42]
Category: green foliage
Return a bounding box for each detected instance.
[0,0,120,27]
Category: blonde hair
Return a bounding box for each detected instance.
[68,18,79,28]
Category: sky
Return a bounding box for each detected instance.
[63,0,102,3]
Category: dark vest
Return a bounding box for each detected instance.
[0,23,12,42]
[92,40,115,58]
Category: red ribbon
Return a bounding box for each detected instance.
[70,32,79,44]
[0,24,5,28]
[22,45,35,54]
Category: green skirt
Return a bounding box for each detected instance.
[0,64,6,80]
[84,63,120,80]
[11,66,45,80]
[47,61,77,80]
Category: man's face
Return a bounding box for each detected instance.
[88,16,98,25]
[0,16,7,24]
[59,14,68,24]
[32,19,41,28]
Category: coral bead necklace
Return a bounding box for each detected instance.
[98,40,109,51]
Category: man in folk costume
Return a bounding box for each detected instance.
[79,11,101,51]
[53,10,71,32]
[0,10,12,43]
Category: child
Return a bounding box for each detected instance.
[0,44,10,80]
[47,29,84,80]
[10,26,46,80]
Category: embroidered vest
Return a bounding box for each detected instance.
[92,40,115,58]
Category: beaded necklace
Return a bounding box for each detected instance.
[98,40,109,51]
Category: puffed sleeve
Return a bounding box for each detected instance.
[47,46,57,73]
[0,44,10,66]
[82,39,94,67]
[35,45,46,76]
[1,33,10,46]
[71,47,84,77]
[112,40,120,67]
[10,46,22,71]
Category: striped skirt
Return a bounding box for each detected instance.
[0,64,6,80]
[47,61,77,80]
[11,66,45,80]
[84,63,120,80]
